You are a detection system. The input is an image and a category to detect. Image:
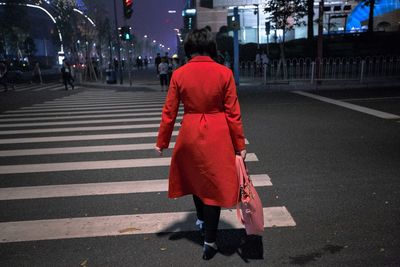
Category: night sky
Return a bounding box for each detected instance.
[130,0,185,52]
[81,0,185,54]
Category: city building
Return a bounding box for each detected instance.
[182,0,400,45]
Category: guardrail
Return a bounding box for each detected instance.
[240,56,400,84]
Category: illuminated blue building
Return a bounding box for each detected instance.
[347,0,400,31]
[194,0,400,44]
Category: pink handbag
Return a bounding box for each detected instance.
[236,155,264,235]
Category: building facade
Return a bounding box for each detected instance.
[184,0,400,45]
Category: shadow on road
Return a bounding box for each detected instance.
[156,213,264,263]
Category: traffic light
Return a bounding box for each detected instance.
[118,26,132,41]
[123,0,133,19]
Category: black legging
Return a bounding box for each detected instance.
[193,195,221,243]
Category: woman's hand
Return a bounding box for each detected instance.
[155,146,163,156]
[240,149,247,160]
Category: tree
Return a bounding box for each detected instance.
[307,0,314,40]
[52,0,77,51]
[361,0,376,33]
[81,0,114,67]
[0,0,30,58]
[264,0,307,44]
[23,36,37,62]
[264,0,307,79]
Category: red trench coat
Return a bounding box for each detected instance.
[156,56,246,208]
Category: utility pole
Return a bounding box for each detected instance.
[254,4,260,49]
[316,0,324,82]
[113,0,123,84]
[233,7,240,85]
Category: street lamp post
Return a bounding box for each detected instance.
[113,0,123,84]
[254,4,260,49]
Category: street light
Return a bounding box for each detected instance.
[254,4,260,49]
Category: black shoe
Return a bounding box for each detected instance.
[203,244,218,260]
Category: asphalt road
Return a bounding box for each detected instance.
[0,80,399,266]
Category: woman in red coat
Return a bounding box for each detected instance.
[155,28,246,260]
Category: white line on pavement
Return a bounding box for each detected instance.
[0,206,295,243]
[0,130,178,145]
[19,102,163,110]
[29,100,165,107]
[0,174,271,200]
[294,91,400,120]
[8,104,164,112]
[0,108,165,117]
[0,153,258,174]
[0,111,170,122]
[0,123,177,135]
[44,99,167,105]
[341,96,400,102]
[0,139,249,157]
[0,116,182,128]
[0,142,175,157]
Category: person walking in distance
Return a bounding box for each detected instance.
[158,57,169,92]
[0,61,14,92]
[61,59,74,90]
[0,62,8,91]
[154,53,161,75]
[31,62,43,84]
[155,28,247,260]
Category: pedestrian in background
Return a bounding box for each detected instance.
[0,61,14,92]
[154,53,161,75]
[155,28,246,260]
[61,59,74,90]
[158,57,169,92]
[31,62,42,84]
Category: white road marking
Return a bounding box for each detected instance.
[0,131,178,144]
[0,123,179,135]
[29,100,165,108]
[0,107,169,117]
[0,174,271,200]
[340,96,400,102]
[51,96,167,101]
[45,99,167,105]
[0,116,182,128]
[3,105,162,115]
[32,85,64,92]
[294,91,400,119]
[0,111,169,122]
[0,142,175,157]
[0,206,295,243]
[0,153,258,174]
[18,103,164,110]
[0,139,249,157]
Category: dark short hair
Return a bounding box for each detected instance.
[184,28,217,58]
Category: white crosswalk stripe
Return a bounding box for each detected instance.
[0,174,272,200]
[0,116,183,128]
[0,207,295,243]
[0,88,296,244]
[11,82,75,92]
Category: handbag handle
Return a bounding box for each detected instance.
[236,155,250,224]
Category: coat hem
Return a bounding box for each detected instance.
[168,192,237,209]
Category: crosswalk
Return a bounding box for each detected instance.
[0,88,295,244]
[4,82,78,92]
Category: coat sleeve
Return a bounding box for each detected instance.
[156,75,180,149]
[224,71,246,152]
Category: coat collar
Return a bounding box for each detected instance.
[188,55,214,63]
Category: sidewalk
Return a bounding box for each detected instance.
[81,77,400,93]
[78,67,400,92]
[239,76,400,91]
